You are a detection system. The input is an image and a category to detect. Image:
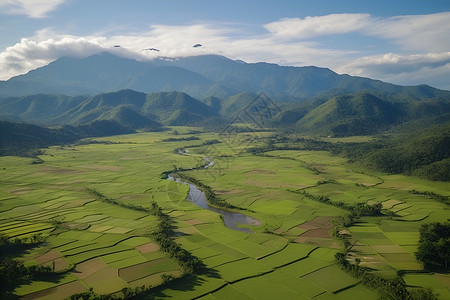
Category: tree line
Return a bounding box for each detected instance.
[246,127,450,182]
[0,233,53,298]
[87,188,206,275]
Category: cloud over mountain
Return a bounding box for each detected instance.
[339,52,450,89]
[0,12,449,89]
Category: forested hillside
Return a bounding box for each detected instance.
[332,124,450,181]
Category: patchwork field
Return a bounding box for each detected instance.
[1,128,449,299]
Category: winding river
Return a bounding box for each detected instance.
[167,159,261,233]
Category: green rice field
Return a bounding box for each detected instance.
[1,128,449,299]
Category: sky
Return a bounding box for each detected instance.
[0,0,450,90]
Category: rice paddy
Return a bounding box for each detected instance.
[1,128,448,299]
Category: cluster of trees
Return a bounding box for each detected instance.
[410,190,449,206]
[335,253,438,299]
[301,191,383,218]
[0,232,46,253]
[162,136,200,142]
[245,125,449,182]
[148,201,205,274]
[0,257,53,298]
[68,286,154,300]
[87,188,153,213]
[0,233,53,298]
[247,136,335,155]
[173,139,221,153]
[415,222,450,270]
[332,126,450,181]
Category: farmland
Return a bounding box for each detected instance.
[0,128,449,299]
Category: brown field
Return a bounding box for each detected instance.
[7,187,32,194]
[83,267,119,286]
[74,257,108,280]
[434,274,450,289]
[119,258,171,282]
[135,242,160,254]
[42,258,69,272]
[120,156,147,160]
[246,169,276,174]
[184,219,205,225]
[245,180,275,187]
[215,189,244,195]
[295,216,334,246]
[35,250,61,264]
[80,165,122,171]
[36,166,82,175]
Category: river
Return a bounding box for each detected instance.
[167,159,261,233]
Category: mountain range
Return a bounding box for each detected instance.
[2,52,449,101]
[0,52,449,153]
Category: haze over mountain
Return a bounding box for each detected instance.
[1,52,449,101]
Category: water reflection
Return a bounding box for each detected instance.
[168,175,261,233]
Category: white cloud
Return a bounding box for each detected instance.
[264,14,373,39]
[341,52,450,74]
[338,52,450,89]
[0,0,67,18]
[264,12,450,53]
[0,35,108,79]
[365,12,450,52]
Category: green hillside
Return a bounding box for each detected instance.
[0,90,217,128]
[296,93,400,136]
[0,121,77,156]
[0,94,86,124]
[97,106,163,131]
[332,124,450,181]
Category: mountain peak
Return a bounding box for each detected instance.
[1,52,448,100]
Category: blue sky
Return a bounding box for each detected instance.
[1,0,449,89]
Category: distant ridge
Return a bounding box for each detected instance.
[1,52,448,101]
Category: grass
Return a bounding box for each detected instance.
[118,258,179,281]
[1,128,449,299]
[14,273,79,296]
[258,243,316,267]
[214,258,271,282]
[231,276,310,299]
[301,265,360,292]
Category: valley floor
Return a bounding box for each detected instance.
[0,128,449,299]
